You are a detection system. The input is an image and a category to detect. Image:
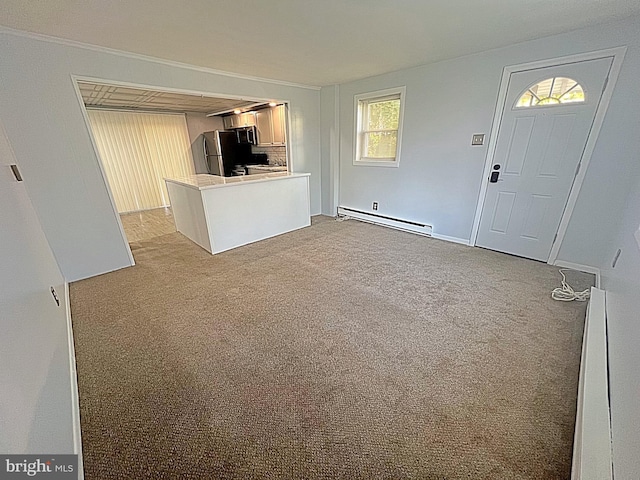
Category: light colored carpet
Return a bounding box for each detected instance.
[70,215,592,479]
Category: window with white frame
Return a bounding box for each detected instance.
[354,87,405,166]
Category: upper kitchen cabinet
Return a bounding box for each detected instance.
[255,109,273,145]
[272,105,286,145]
[255,105,286,146]
[223,115,236,129]
[223,112,256,129]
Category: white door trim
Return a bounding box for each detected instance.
[470,47,627,264]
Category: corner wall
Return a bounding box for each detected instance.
[0,29,321,282]
[320,85,339,215]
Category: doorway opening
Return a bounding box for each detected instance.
[73,78,291,247]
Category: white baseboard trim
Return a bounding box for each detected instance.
[337,206,432,236]
[553,260,602,288]
[64,283,84,480]
[431,232,471,246]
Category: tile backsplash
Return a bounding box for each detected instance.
[252,146,287,166]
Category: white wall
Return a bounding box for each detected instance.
[0,29,321,282]
[185,113,224,174]
[599,178,640,478]
[0,122,78,454]
[332,15,640,268]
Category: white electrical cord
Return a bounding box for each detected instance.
[551,269,591,302]
[336,215,351,222]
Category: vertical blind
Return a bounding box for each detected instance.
[87,109,195,213]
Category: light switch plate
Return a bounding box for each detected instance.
[471,134,485,146]
[634,224,640,250]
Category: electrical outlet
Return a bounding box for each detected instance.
[372,202,378,211]
[471,134,485,146]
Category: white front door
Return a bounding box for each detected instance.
[476,57,612,261]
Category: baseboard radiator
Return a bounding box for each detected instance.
[337,207,433,236]
[571,287,613,480]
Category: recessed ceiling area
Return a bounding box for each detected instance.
[77,82,261,115]
[2,1,640,85]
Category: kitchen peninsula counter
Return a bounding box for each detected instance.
[165,173,311,254]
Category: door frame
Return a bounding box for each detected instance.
[470,47,626,265]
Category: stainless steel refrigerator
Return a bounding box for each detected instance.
[202,130,251,177]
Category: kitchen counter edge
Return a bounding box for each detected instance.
[165,172,310,191]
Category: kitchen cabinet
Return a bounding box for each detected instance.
[255,109,273,145]
[255,105,286,146]
[272,105,286,145]
[223,112,256,129]
[241,113,256,127]
[223,115,236,129]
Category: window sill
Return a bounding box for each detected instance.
[353,159,400,167]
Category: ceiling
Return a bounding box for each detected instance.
[78,82,261,115]
[2,1,640,86]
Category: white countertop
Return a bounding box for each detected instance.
[165,172,310,190]
[246,165,288,172]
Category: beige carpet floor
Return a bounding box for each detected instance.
[70,216,593,479]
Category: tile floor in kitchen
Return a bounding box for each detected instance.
[120,207,176,243]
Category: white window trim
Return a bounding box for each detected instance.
[353,86,406,167]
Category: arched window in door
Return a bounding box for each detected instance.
[515,77,585,108]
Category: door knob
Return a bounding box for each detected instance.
[489,164,501,183]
